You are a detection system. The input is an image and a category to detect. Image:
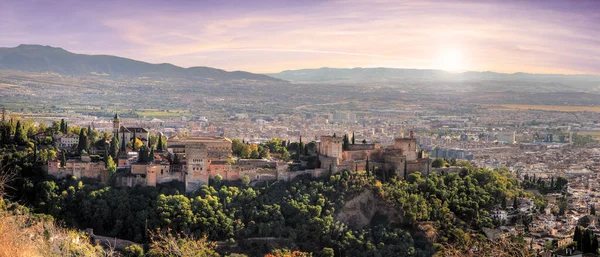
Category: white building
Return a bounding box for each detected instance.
[55,133,79,148]
[496,131,516,144]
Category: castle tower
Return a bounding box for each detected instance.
[113,113,120,136]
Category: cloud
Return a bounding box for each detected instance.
[0,0,598,74]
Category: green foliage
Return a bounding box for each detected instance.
[431,158,446,168]
[124,244,145,257]
[572,133,599,146]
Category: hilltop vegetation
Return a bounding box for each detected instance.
[0,118,538,256]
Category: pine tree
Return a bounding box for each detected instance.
[352,132,355,145]
[14,120,27,145]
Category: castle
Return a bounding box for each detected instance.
[318,132,431,178]
[48,123,431,192]
[117,136,289,192]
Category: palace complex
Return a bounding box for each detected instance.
[48,120,431,192]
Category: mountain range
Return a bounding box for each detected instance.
[0,44,280,81]
[2,44,599,88]
[268,67,600,84]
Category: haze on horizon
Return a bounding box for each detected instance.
[1,0,599,75]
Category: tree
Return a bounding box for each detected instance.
[591,205,596,215]
[60,119,65,133]
[241,175,250,187]
[106,155,116,180]
[157,133,164,152]
[342,134,349,150]
[513,196,519,210]
[128,138,143,151]
[124,244,144,257]
[432,158,445,168]
[132,130,138,151]
[321,247,335,257]
[110,136,120,160]
[352,132,355,145]
[61,151,66,167]
[501,196,507,210]
[366,157,370,176]
[77,128,87,153]
[281,148,290,161]
[14,120,28,145]
[149,148,155,162]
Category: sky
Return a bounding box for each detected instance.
[0,0,599,74]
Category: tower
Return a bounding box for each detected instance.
[113,113,120,136]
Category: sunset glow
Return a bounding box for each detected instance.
[0,0,598,74]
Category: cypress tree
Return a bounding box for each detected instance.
[14,120,27,145]
[149,148,154,162]
[33,143,37,162]
[121,130,126,151]
[78,129,84,151]
[157,133,163,152]
[132,130,137,151]
[60,119,65,133]
[61,151,66,167]
[574,226,582,250]
[110,135,119,160]
[366,157,370,176]
[352,132,355,145]
[64,122,68,134]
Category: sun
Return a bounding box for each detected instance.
[438,47,463,71]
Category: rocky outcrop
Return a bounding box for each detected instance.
[336,190,402,229]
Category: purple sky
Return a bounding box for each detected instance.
[1,0,599,74]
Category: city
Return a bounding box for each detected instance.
[1,0,600,257]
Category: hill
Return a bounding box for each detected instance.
[0,44,282,81]
[268,67,600,89]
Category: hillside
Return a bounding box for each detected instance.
[0,44,282,81]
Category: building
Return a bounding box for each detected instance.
[114,136,289,192]
[47,153,108,182]
[113,114,149,146]
[318,132,431,178]
[55,133,79,148]
[496,131,516,144]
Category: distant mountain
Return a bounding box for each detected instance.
[268,67,600,84]
[0,44,282,81]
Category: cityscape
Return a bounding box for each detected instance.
[1,0,600,257]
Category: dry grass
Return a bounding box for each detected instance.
[0,168,113,257]
[485,104,600,112]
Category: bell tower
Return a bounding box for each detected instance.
[113,113,120,136]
